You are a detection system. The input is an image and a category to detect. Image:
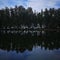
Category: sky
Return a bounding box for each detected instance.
[0,0,60,12]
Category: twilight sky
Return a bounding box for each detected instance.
[0,0,60,12]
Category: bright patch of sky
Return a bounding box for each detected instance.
[0,0,60,12]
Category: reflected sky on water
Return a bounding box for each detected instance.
[0,47,60,60]
[0,30,60,60]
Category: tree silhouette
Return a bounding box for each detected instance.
[0,5,60,29]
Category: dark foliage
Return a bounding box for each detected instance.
[0,5,60,29]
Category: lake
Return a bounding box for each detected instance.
[0,30,60,60]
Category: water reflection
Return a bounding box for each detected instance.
[1,30,45,36]
[0,30,60,53]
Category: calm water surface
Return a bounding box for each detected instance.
[0,30,60,60]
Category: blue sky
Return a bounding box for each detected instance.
[0,0,60,12]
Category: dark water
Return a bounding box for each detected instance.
[0,30,60,60]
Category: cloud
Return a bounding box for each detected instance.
[0,0,28,9]
[28,0,60,12]
[0,0,60,12]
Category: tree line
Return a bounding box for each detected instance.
[0,5,60,29]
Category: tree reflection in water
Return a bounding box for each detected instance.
[0,30,60,53]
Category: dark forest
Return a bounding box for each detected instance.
[0,5,60,29]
